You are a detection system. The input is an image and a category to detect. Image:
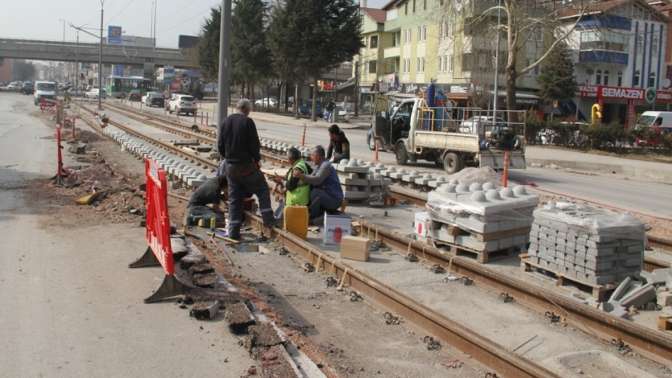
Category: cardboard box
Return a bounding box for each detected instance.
[340,235,370,262]
[323,214,352,245]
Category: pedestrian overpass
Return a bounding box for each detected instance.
[0,38,197,68]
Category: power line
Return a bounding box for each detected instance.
[107,0,138,24]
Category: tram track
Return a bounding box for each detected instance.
[74,100,672,368]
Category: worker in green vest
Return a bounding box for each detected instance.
[284,147,311,206]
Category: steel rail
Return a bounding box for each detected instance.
[74,101,560,377]
[358,220,672,366]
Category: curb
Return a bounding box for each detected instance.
[528,158,672,184]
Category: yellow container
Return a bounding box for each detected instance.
[283,206,308,239]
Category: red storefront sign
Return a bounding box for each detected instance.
[579,85,672,104]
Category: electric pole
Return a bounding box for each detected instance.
[217,0,232,127]
[99,0,105,110]
[492,0,501,123]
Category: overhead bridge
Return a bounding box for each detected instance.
[0,38,197,68]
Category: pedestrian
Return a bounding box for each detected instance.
[217,98,274,240]
[326,124,350,164]
[325,98,336,122]
[293,145,344,222]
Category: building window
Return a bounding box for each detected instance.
[422,58,425,72]
[405,2,408,15]
[634,70,640,86]
[649,72,656,88]
[417,26,422,41]
[423,0,427,10]
[368,61,377,74]
[416,58,420,72]
[449,55,453,72]
[439,22,444,39]
[370,35,378,48]
[617,71,623,87]
[413,0,416,13]
[422,25,427,41]
[595,70,602,85]
[603,70,609,86]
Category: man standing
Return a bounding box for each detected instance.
[326,124,350,164]
[217,99,274,239]
[294,145,343,222]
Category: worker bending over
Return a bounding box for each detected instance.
[188,175,227,211]
[293,145,343,222]
[217,99,274,240]
[326,124,350,164]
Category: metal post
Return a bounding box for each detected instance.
[354,59,360,117]
[75,31,79,93]
[98,1,104,110]
[217,0,232,128]
[492,0,501,124]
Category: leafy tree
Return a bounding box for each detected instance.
[267,0,362,121]
[198,1,272,100]
[537,41,577,105]
[13,60,35,81]
[197,7,221,80]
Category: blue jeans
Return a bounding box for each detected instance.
[226,164,274,239]
[309,188,342,220]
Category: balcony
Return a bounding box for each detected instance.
[579,51,628,65]
[384,46,400,59]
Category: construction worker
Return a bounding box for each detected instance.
[326,124,350,164]
[294,145,343,222]
[217,99,274,240]
[284,147,311,206]
[187,175,228,211]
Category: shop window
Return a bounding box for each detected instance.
[617,71,623,86]
[603,70,609,86]
[595,70,602,85]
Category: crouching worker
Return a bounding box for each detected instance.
[184,175,228,226]
[273,147,311,220]
[293,145,343,223]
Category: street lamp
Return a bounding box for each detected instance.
[99,0,105,110]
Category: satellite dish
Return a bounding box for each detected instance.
[663,78,671,88]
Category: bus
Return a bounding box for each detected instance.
[105,75,152,99]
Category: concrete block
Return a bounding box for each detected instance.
[657,290,672,307]
[620,283,656,308]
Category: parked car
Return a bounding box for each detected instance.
[128,89,142,102]
[85,88,107,100]
[298,101,323,117]
[168,94,197,115]
[21,81,34,95]
[143,91,165,107]
[7,81,22,91]
[254,97,278,108]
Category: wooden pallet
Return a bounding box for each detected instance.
[520,256,614,301]
[434,241,519,264]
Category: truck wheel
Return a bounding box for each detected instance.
[443,152,463,174]
[395,142,408,165]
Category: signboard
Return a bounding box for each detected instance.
[579,85,644,100]
[108,26,122,45]
[645,87,656,104]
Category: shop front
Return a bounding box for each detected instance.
[578,85,672,128]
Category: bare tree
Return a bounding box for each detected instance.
[483,0,585,109]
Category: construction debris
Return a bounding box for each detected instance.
[189,300,221,320]
[225,302,256,334]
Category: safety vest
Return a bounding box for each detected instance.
[286,159,310,206]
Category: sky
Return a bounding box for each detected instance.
[0,0,388,48]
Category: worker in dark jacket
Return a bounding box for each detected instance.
[293,145,344,221]
[188,176,227,210]
[326,124,350,164]
[217,99,274,239]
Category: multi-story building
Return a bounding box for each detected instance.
[354,0,546,110]
[561,0,669,126]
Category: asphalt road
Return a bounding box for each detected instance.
[0,93,253,377]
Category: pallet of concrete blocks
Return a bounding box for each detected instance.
[335,159,389,206]
[524,202,645,294]
[426,182,539,263]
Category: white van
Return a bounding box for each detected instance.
[636,111,672,129]
[33,81,57,106]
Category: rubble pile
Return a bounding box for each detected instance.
[426,182,538,254]
[528,202,645,286]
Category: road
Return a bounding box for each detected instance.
[0,93,253,377]
[113,101,672,218]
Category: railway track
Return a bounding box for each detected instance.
[73,101,672,370]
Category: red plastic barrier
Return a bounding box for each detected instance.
[145,158,175,274]
[129,158,186,303]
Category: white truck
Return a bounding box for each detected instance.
[33,81,57,106]
[367,95,527,173]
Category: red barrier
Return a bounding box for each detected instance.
[129,158,187,303]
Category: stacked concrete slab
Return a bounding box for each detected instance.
[527,202,645,286]
[336,159,389,206]
[426,182,538,254]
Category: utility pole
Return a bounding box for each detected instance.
[217,0,232,127]
[75,30,79,92]
[354,59,360,117]
[492,0,501,124]
[99,0,104,110]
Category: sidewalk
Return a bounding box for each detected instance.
[197,102,371,130]
[526,146,672,184]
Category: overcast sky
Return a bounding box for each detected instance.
[1,0,388,48]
